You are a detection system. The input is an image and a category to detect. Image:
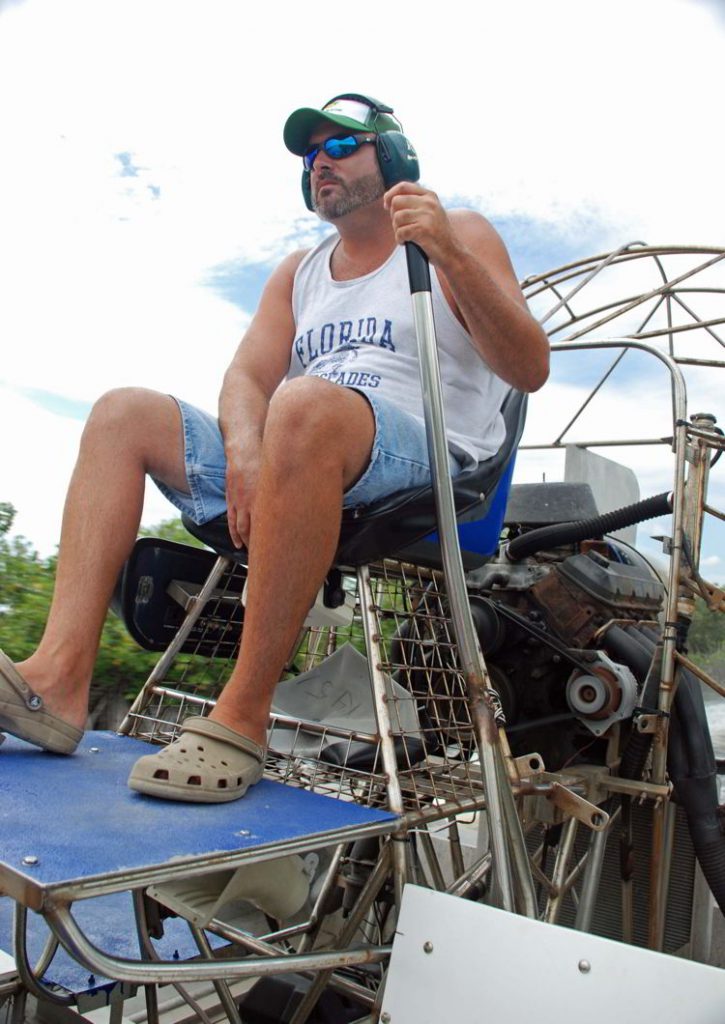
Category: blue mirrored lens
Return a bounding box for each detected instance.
[324,136,358,159]
[303,135,361,171]
[303,145,320,171]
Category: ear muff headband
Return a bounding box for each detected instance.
[301,131,420,212]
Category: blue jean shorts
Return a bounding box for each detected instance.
[154,390,465,525]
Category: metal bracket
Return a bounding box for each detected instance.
[548,782,609,832]
[513,752,546,778]
[651,534,673,555]
[595,774,672,801]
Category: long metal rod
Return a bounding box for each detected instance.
[197,917,376,1010]
[409,284,528,913]
[543,818,578,924]
[675,651,725,698]
[296,843,346,954]
[560,252,725,342]
[132,889,162,1024]
[357,564,408,904]
[416,828,447,892]
[540,338,686,949]
[288,844,394,1024]
[118,555,232,734]
[497,758,537,917]
[538,240,644,327]
[13,905,75,1007]
[553,289,670,445]
[575,807,620,931]
[189,925,244,1024]
[38,817,397,907]
[553,347,629,445]
[41,901,389,986]
[446,851,493,899]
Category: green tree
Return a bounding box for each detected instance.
[688,595,725,684]
[689,596,725,657]
[0,507,211,721]
[0,503,56,659]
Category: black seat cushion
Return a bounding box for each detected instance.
[183,390,527,569]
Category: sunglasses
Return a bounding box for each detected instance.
[303,134,376,172]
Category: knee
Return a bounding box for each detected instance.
[83,388,165,445]
[264,378,349,463]
[267,378,345,434]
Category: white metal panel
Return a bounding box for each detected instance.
[564,445,640,543]
[381,885,725,1024]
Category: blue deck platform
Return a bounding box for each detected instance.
[0,731,398,998]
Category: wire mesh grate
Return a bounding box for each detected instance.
[124,558,488,816]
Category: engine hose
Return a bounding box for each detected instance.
[505,491,672,562]
[602,626,660,782]
[603,624,725,915]
[668,675,724,915]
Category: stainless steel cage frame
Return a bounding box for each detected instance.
[4,244,724,1024]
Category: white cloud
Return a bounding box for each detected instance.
[0,388,176,555]
[0,0,723,562]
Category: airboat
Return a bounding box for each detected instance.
[1,242,724,1023]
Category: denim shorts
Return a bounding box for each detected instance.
[154,390,465,525]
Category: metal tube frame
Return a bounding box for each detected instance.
[118,555,232,735]
[410,286,534,914]
[543,818,579,924]
[35,900,390,988]
[575,807,621,932]
[357,564,409,904]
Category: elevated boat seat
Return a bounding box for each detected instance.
[181,389,527,570]
[112,389,526,656]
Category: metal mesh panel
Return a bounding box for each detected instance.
[124,558,489,818]
[125,559,246,742]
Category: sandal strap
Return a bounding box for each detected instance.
[181,716,265,763]
[0,650,44,710]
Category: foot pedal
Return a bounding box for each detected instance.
[147,855,310,927]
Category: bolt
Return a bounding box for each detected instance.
[423,941,434,954]
[90,747,100,753]
[22,856,39,866]
[236,829,251,837]
[27,695,42,710]
[381,1015,391,1023]
[578,959,591,973]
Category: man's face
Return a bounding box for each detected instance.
[307,127,385,222]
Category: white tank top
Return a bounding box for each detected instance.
[288,234,508,465]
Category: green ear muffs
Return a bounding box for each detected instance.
[302,130,420,212]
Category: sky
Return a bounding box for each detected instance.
[0,0,723,579]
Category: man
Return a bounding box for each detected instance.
[0,93,549,802]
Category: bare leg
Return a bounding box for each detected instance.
[14,389,190,731]
[210,377,376,747]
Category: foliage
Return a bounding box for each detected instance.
[138,518,207,548]
[689,596,725,657]
[0,505,207,709]
[5,496,722,708]
[688,596,725,685]
[0,502,55,659]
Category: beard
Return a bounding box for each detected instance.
[312,169,385,222]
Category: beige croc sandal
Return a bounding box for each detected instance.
[0,649,82,755]
[127,716,265,803]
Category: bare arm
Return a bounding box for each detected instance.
[383,183,549,393]
[219,249,307,547]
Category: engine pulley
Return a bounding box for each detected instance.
[566,653,638,736]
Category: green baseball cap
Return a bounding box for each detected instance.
[283,93,402,155]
